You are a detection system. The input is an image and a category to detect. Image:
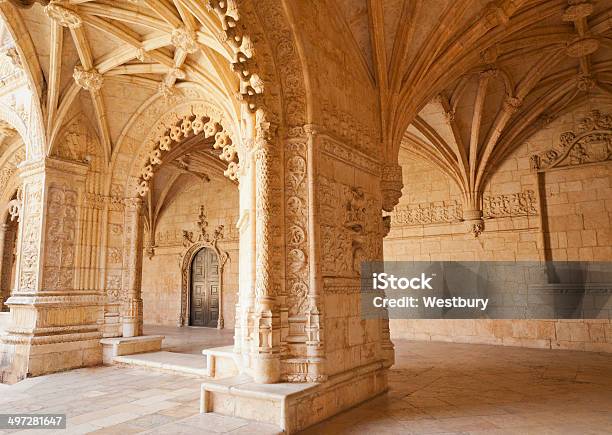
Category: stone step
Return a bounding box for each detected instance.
[200,361,388,433]
[201,345,240,379]
[113,351,209,378]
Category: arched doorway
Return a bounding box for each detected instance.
[190,247,220,327]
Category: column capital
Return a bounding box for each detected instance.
[124,197,143,211]
[381,162,403,212]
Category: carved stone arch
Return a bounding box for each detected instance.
[234,0,308,128]
[0,10,46,160]
[179,241,229,328]
[114,99,239,199]
[0,103,36,159]
[0,140,25,218]
[132,102,240,196]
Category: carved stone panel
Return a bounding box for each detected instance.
[531,110,612,170]
[42,186,78,290]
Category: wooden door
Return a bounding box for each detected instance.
[190,248,219,327]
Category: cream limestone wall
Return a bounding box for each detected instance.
[141,179,239,328]
[385,105,612,353]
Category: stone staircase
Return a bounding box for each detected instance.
[104,335,239,380]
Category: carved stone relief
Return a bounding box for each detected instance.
[483,190,538,219]
[319,175,379,277]
[18,182,43,291]
[391,201,463,226]
[285,134,309,316]
[531,110,612,170]
[42,186,78,290]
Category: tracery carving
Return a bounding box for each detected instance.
[136,106,239,195]
[530,110,612,170]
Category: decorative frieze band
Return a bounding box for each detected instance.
[390,190,538,227]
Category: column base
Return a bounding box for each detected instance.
[0,333,102,384]
[200,360,388,433]
[0,293,104,383]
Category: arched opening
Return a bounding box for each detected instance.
[0,194,18,312]
[189,247,219,327]
[136,119,238,351]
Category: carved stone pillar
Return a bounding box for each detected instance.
[122,198,144,338]
[252,113,281,384]
[0,223,7,311]
[0,158,102,383]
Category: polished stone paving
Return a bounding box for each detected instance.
[0,334,610,434]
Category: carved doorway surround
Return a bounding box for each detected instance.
[179,206,228,328]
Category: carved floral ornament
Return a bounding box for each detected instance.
[44,1,81,29]
[136,112,239,196]
[205,0,263,113]
[390,190,538,227]
[530,110,612,170]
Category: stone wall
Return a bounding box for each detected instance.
[141,179,239,328]
[385,105,612,352]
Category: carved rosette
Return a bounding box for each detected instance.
[170,27,198,54]
[380,163,403,212]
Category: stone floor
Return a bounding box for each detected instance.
[145,324,233,355]
[0,337,611,434]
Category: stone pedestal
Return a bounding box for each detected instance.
[201,361,387,433]
[0,158,103,383]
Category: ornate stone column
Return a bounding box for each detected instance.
[0,223,7,311]
[380,162,402,368]
[252,111,281,383]
[0,158,102,383]
[121,198,144,337]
